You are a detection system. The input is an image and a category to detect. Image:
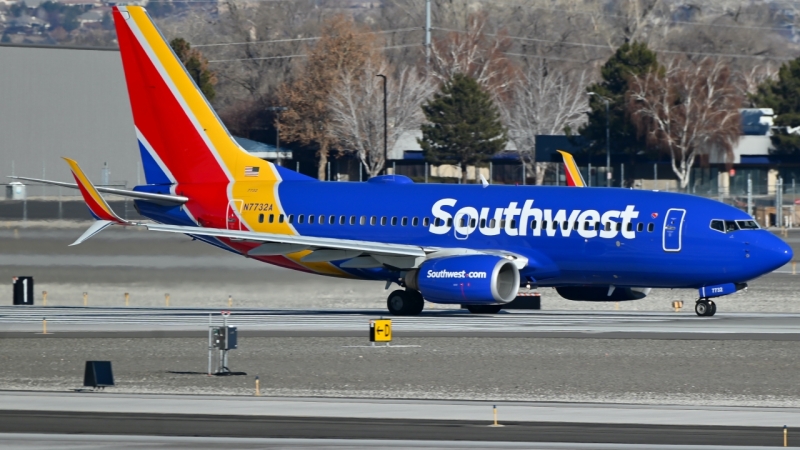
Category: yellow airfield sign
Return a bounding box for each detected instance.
[370,319,392,342]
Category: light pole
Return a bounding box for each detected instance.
[376,74,388,175]
[267,106,287,166]
[588,92,611,187]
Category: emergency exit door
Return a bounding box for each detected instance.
[662,208,686,252]
[226,200,244,230]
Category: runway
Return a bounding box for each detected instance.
[1,306,800,340]
[0,392,797,447]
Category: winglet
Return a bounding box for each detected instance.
[557,150,586,187]
[63,158,128,224]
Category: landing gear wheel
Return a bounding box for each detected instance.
[387,289,424,316]
[466,305,503,314]
[695,299,716,317]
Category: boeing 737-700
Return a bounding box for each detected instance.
[13,6,793,317]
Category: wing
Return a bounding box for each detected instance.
[557,150,586,187]
[62,158,529,269]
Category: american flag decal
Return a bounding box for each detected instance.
[244,166,260,177]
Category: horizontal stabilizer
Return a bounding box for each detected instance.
[7,176,187,206]
[70,220,115,246]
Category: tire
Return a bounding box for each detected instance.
[708,300,717,316]
[466,304,503,314]
[695,300,709,317]
[387,290,425,316]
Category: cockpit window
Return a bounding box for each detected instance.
[736,220,760,230]
[711,219,759,233]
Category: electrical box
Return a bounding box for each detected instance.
[12,276,34,306]
[213,326,237,350]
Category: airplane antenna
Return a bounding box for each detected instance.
[479,174,489,188]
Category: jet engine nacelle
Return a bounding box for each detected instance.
[555,286,651,301]
[405,255,520,304]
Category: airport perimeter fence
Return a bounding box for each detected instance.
[2,167,797,228]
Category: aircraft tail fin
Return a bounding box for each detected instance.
[557,150,586,187]
[112,5,287,185]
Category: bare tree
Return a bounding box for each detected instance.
[500,59,590,184]
[429,12,517,100]
[278,15,380,180]
[628,57,744,190]
[329,60,436,178]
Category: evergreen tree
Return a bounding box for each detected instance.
[419,73,507,183]
[752,57,800,157]
[578,41,659,156]
[170,38,217,102]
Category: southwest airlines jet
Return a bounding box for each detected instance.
[14,6,792,317]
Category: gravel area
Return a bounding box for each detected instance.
[0,336,798,407]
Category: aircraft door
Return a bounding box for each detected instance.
[226,199,244,231]
[662,208,686,252]
[453,209,478,240]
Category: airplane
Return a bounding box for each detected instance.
[12,5,792,317]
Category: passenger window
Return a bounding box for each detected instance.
[542,220,548,230]
[391,217,398,226]
[459,217,467,227]
[447,218,453,227]
[490,219,497,228]
[470,218,477,228]
[279,214,285,223]
[636,222,643,232]
[423,218,430,226]
[329,216,335,225]
[360,216,366,225]
[616,222,622,231]
[583,221,589,230]
[401,217,408,226]
[298,214,305,224]
[370,216,377,225]
[380,217,387,226]
[269,214,274,224]
[287,214,294,224]
[647,223,654,232]
[710,220,724,232]
[530,220,537,230]
[626,223,633,232]
[350,216,356,225]
[258,214,264,223]
[552,221,558,230]
[412,217,419,226]
[308,215,315,224]
[482,218,488,228]
[318,215,325,224]
[562,221,568,230]
[339,215,345,225]
[500,219,506,229]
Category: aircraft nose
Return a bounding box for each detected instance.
[751,232,793,273]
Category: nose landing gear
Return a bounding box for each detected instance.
[695,299,717,317]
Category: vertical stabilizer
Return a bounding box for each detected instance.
[112,5,280,185]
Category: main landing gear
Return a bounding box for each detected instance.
[387,289,425,316]
[695,299,717,317]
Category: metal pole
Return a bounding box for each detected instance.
[521,161,526,185]
[327,162,330,181]
[376,74,387,175]
[393,161,396,176]
[777,177,783,228]
[425,162,428,183]
[747,174,753,217]
[275,117,281,167]
[588,163,592,187]
[605,99,610,187]
[207,314,212,376]
[489,161,492,184]
[425,0,431,68]
[296,161,300,173]
[620,163,625,188]
[654,163,658,190]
